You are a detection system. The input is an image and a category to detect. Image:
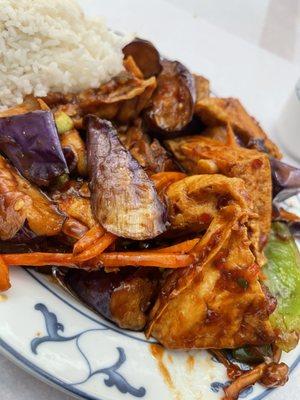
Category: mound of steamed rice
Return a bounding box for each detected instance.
[0,0,127,109]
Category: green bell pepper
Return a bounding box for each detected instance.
[232,345,273,364]
[54,111,74,134]
[263,222,300,351]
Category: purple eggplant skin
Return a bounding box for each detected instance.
[123,38,162,78]
[271,158,300,201]
[0,110,68,187]
[85,115,167,240]
[63,268,159,330]
[0,231,71,254]
[145,60,196,135]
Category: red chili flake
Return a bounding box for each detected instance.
[213,248,229,269]
[198,213,212,224]
[245,263,260,281]
[227,364,244,380]
[251,158,263,169]
[215,262,226,270]
[205,309,219,323]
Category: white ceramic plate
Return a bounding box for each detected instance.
[0,1,299,399]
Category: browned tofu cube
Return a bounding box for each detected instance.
[195,97,281,159]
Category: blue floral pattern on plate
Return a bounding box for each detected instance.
[31,303,146,398]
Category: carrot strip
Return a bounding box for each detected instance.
[153,238,201,254]
[123,55,144,79]
[3,253,75,267]
[73,225,105,255]
[151,172,186,192]
[126,238,200,258]
[2,250,194,270]
[97,252,195,268]
[74,232,116,262]
[0,256,10,292]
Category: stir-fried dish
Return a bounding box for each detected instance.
[0,38,300,400]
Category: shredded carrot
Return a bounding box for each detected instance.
[123,55,144,79]
[37,98,50,111]
[2,249,194,270]
[3,253,75,267]
[151,172,186,193]
[97,252,195,268]
[153,238,201,254]
[73,225,105,255]
[74,232,116,262]
[0,256,10,292]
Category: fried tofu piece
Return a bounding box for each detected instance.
[0,156,65,239]
[44,72,157,125]
[165,136,272,250]
[56,193,95,229]
[166,174,250,235]
[194,74,210,101]
[200,124,238,146]
[147,200,274,349]
[195,97,281,158]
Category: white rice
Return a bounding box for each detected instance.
[0,0,127,109]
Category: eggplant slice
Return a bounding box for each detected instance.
[85,115,167,240]
[123,38,162,78]
[145,60,196,134]
[271,158,300,201]
[63,268,160,330]
[0,110,68,187]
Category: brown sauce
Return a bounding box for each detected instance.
[186,354,195,372]
[149,344,181,400]
[150,344,174,389]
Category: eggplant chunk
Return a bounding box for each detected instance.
[123,38,162,78]
[145,60,196,134]
[270,158,300,201]
[0,111,68,187]
[86,116,167,240]
[63,268,159,330]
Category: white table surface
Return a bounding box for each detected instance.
[1,0,300,399]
